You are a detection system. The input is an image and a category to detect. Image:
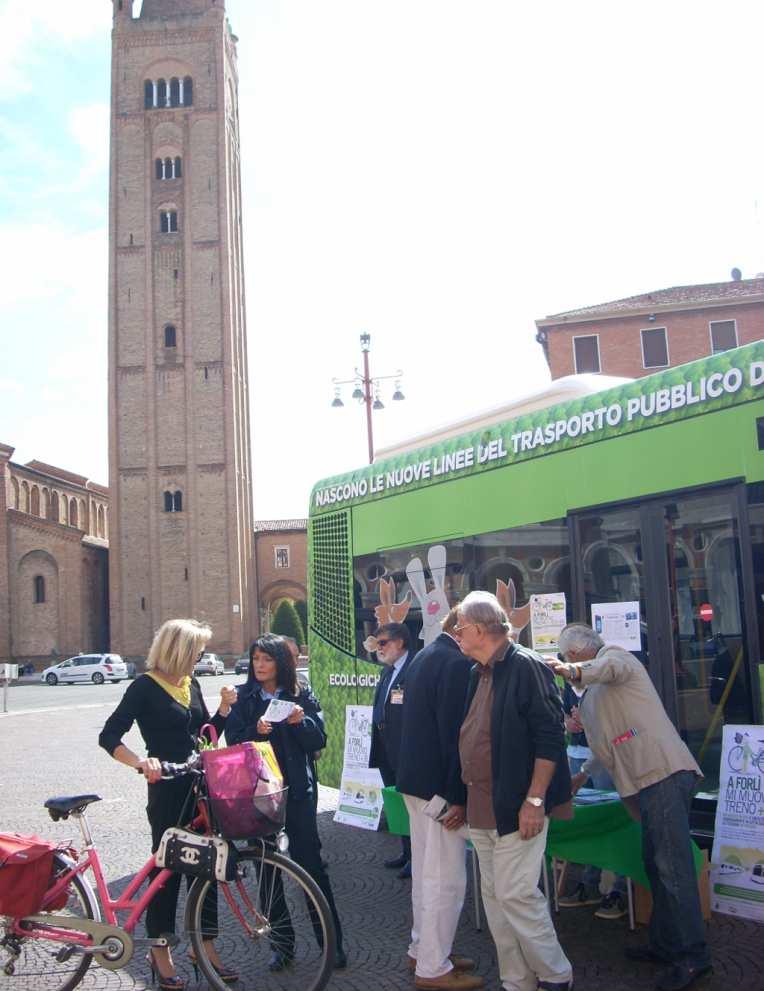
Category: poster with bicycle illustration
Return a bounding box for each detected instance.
[710,724,764,923]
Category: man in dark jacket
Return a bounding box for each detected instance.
[397,609,482,991]
[456,591,573,991]
[369,622,414,876]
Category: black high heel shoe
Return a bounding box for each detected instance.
[188,948,239,984]
[145,951,186,990]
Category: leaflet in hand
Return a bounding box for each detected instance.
[262,699,296,723]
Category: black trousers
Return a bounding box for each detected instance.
[146,777,217,939]
[269,795,344,955]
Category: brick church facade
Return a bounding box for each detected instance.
[0,444,109,666]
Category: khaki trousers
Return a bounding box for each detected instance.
[469,821,572,991]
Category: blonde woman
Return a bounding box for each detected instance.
[99,619,237,990]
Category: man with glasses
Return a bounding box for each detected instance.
[550,623,710,991]
[396,608,481,991]
[369,623,414,877]
[455,591,573,991]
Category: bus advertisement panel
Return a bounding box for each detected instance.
[308,342,764,793]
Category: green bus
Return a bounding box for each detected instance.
[308,341,764,826]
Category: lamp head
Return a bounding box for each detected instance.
[360,332,371,352]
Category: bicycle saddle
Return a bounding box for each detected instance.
[45,795,102,820]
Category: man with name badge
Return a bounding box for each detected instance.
[369,622,414,877]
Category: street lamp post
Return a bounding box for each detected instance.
[331,333,405,464]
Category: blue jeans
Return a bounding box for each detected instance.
[638,770,709,968]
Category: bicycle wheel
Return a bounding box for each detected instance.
[186,847,336,991]
[0,853,95,991]
[728,745,744,771]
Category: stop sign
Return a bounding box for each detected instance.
[699,603,713,622]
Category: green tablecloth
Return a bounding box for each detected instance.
[383,787,703,891]
[547,800,704,890]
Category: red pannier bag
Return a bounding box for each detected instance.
[0,833,60,917]
[200,730,286,840]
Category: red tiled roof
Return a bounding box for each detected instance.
[538,277,764,325]
[254,519,307,533]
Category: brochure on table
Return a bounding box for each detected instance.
[334,705,384,831]
[530,593,567,655]
[590,601,641,652]
[710,724,764,923]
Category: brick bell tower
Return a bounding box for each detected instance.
[108,0,256,658]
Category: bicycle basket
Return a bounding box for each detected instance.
[210,786,289,840]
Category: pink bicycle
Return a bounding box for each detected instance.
[0,759,336,991]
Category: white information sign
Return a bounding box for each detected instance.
[590,601,641,651]
[334,767,385,831]
[529,593,567,654]
[334,705,384,830]
[710,724,764,923]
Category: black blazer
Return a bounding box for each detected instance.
[396,633,473,806]
[369,653,414,785]
[463,642,572,836]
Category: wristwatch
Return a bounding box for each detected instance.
[525,796,544,808]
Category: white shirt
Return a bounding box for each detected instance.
[383,652,408,706]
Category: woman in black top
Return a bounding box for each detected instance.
[99,618,237,990]
[226,634,346,970]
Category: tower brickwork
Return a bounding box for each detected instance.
[108,0,255,657]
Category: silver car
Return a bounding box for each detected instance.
[194,653,225,676]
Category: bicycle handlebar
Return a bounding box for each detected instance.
[137,752,202,779]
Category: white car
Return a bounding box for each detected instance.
[194,653,225,677]
[42,653,127,686]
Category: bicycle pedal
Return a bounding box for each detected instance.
[55,946,76,963]
[153,934,180,949]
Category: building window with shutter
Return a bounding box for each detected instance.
[275,545,290,569]
[164,325,177,348]
[572,335,601,374]
[160,210,178,234]
[709,320,738,353]
[641,326,669,368]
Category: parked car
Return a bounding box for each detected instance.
[234,656,249,675]
[296,666,311,690]
[194,653,225,677]
[126,661,137,679]
[41,653,127,686]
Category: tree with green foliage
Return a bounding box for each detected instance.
[294,600,308,640]
[270,599,305,646]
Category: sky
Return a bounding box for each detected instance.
[2,0,764,518]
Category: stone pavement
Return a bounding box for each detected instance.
[1,699,762,990]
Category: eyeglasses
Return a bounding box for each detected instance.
[452,623,476,635]
[197,650,206,661]
[375,638,392,648]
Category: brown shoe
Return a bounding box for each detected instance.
[408,955,476,973]
[414,971,484,990]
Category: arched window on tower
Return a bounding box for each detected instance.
[157,78,168,107]
[164,156,173,179]
[33,575,45,604]
[183,77,193,106]
[155,158,163,180]
[160,210,178,234]
[170,78,180,107]
[173,491,183,512]
[164,491,173,512]
[164,325,177,348]
[144,80,154,109]
[174,157,182,178]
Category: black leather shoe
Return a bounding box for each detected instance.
[656,963,713,991]
[334,949,347,970]
[397,860,412,879]
[625,945,670,965]
[384,854,408,869]
[268,951,293,972]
